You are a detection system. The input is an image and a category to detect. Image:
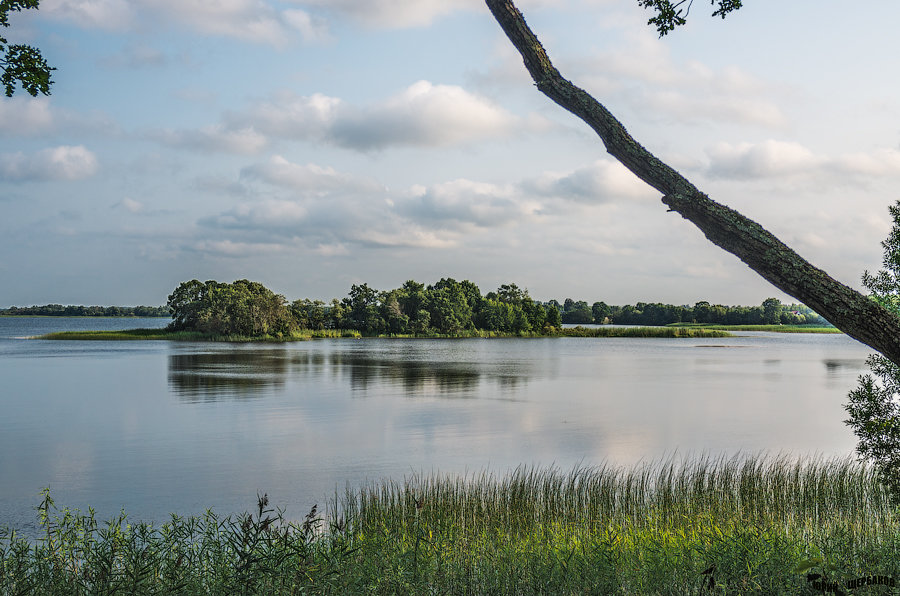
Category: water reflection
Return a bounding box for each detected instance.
[168,346,532,401]
[823,358,867,375]
[168,349,290,400]
[327,352,481,395]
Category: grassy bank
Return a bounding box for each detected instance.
[2,456,897,594]
[39,326,731,341]
[668,323,841,334]
[37,328,362,341]
[553,325,732,338]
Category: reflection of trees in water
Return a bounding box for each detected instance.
[168,347,533,401]
[327,352,482,395]
[168,349,292,401]
[823,359,867,375]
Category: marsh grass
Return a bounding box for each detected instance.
[668,323,841,334]
[3,455,899,594]
[553,326,732,338]
[39,326,730,342]
[38,328,361,341]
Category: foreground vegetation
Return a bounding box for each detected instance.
[2,456,897,594]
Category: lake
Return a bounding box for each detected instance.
[0,317,872,534]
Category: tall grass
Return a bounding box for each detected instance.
[553,326,732,338]
[39,326,730,341]
[2,455,898,594]
[668,323,841,334]
[38,328,361,341]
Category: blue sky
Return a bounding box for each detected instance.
[2,0,899,307]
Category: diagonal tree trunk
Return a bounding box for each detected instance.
[485,0,900,366]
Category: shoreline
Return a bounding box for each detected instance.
[36,325,740,341]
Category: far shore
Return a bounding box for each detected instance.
[33,324,843,342]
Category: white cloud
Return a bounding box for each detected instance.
[149,0,326,45]
[0,98,55,135]
[525,159,657,202]
[152,125,268,154]
[194,157,653,256]
[834,149,900,177]
[206,199,309,231]
[0,145,98,182]
[704,141,900,181]
[706,140,821,179]
[0,97,119,137]
[40,0,133,30]
[559,30,788,128]
[295,0,477,28]
[399,178,540,228]
[115,197,145,213]
[42,0,328,44]
[228,81,519,150]
[240,156,382,194]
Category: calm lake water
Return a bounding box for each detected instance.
[0,317,872,533]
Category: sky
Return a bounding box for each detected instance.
[2,0,899,308]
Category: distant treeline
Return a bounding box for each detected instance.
[166,278,829,339]
[1,304,169,317]
[556,298,828,326]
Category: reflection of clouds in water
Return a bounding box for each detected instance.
[167,344,535,401]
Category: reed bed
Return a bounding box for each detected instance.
[39,326,730,342]
[554,326,732,338]
[667,324,841,334]
[38,328,361,341]
[2,456,899,594]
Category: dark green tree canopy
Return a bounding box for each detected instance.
[638,0,743,36]
[1,0,54,96]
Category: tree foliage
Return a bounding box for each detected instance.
[638,0,743,36]
[1,0,54,97]
[845,200,900,499]
[167,279,294,337]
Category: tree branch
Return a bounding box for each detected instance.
[485,0,900,365]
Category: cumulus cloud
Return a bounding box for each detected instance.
[148,0,328,45]
[0,146,99,182]
[541,30,790,129]
[40,0,133,30]
[295,0,476,28]
[41,0,328,44]
[399,179,540,228]
[227,81,519,150]
[152,126,269,154]
[704,140,900,181]
[706,140,821,179]
[204,199,309,231]
[0,97,119,137]
[525,159,657,202]
[240,156,383,194]
[193,155,657,257]
[0,98,55,135]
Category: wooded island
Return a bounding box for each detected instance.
[159,278,827,339]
